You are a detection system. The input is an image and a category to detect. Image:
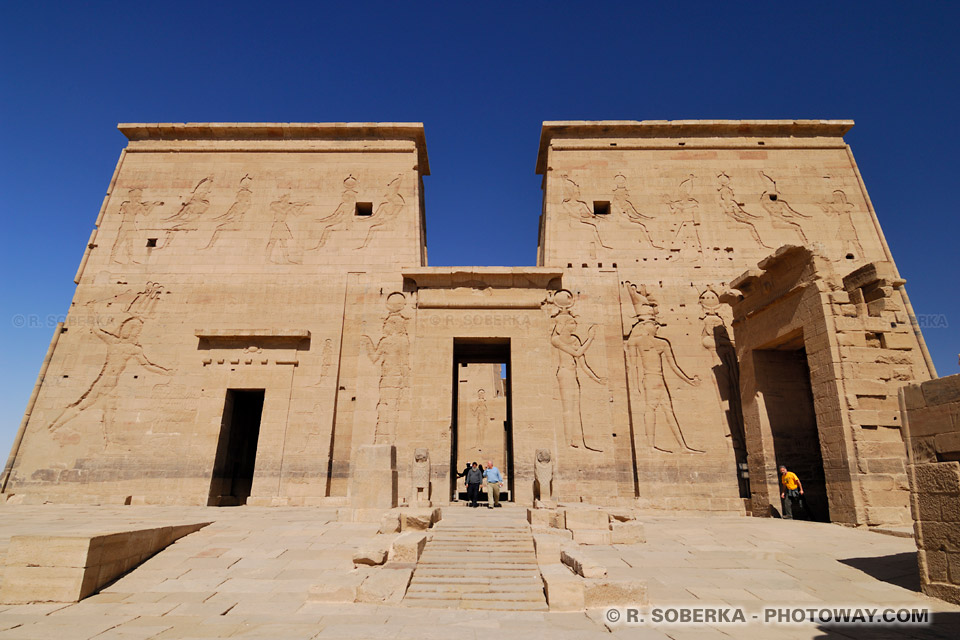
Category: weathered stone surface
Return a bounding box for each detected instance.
[528,508,559,528]
[388,532,427,563]
[540,565,584,611]
[307,573,365,603]
[378,511,401,534]
[400,508,438,531]
[352,543,389,566]
[563,509,610,531]
[533,534,564,564]
[560,548,607,578]
[571,530,612,546]
[583,577,648,608]
[356,566,413,604]
[611,521,646,544]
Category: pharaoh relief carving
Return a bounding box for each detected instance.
[266,194,311,264]
[202,174,252,250]
[611,173,662,248]
[471,388,490,448]
[699,286,745,452]
[560,174,611,249]
[162,177,213,244]
[49,282,170,446]
[111,188,165,264]
[311,174,358,250]
[663,174,703,260]
[361,292,411,445]
[819,189,864,260]
[359,175,404,249]
[717,173,771,249]
[543,289,605,451]
[759,172,811,244]
[623,283,703,454]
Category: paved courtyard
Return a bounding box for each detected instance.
[0,504,958,639]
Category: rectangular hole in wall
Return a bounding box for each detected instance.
[593,201,610,216]
[146,238,158,248]
[355,202,373,216]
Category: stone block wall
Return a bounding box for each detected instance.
[899,374,960,604]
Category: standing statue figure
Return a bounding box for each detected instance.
[760,172,811,244]
[202,174,252,250]
[818,189,864,259]
[550,313,605,451]
[411,448,431,506]
[360,175,404,249]
[361,310,410,445]
[311,174,358,250]
[626,317,704,454]
[112,188,164,264]
[717,173,771,249]
[266,194,310,264]
[611,173,662,248]
[534,448,555,506]
[471,388,489,448]
[560,174,611,249]
[48,317,170,445]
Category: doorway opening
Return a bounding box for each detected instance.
[208,389,265,506]
[450,339,513,503]
[753,336,829,521]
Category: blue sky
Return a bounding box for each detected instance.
[1,1,958,457]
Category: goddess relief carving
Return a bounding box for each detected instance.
[311,174,358,250]
[560,174,611,249]
[361,292,410,445]
[663,174,703,259]
[111,188,165,264]
[760,172,811,244]
[717,173,771,249]
[818,189,863,259]
[202,174,252,250]
[266,194,310,264]
[699,286,745,453]
[163,177,213,244]
[611,173,662,248]
[359,175,404,249]
[471,388,489,448]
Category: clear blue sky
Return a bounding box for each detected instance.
[1,1,958,458]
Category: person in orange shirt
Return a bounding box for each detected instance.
[779,465,804,520]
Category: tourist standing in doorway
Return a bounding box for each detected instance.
[484,460,504,509]
[466,462,484,508]
[779,465,804,519]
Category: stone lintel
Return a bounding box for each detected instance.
[537,119,855,173]
[194,329,311,339]
[118,122,430,174]
[402,267,563,290]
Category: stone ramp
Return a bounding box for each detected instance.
[403,506,547,610]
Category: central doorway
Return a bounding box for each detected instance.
[208,389,265,506]
[450,339,513,502]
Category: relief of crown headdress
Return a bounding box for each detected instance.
[625,282,658,322]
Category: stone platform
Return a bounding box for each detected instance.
[0,504,958,639]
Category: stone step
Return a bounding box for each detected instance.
[402,598,549,611]
[407,584,544,596]
[405,588,546,601]
[410,577,543,587]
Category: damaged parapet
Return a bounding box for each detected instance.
[721,245,930,526]
[899,374,960,605]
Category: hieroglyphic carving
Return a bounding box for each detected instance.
[163,177,213,242]
[663,174,702,259]
[717,173,771,249]
[560,174,610,249]
[699,286,745,453]
[321,338,335,378]
[202,174,252,250]
[760,172,811,244]
[611,174,662,248]
[359,175,404,249]
[471,388,489,448]
[411,447,430,506]
[111,189,165,264]
[534,448,554,505]
[623,283,703,453]
[266,194,310,264]
[544,289,605,451]
[819,189,863,259]
[311,174,358,250]
[361,292,410,445]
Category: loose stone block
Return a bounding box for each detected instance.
[583,577,648,608]
[540,565,584,611]
[611,521,646,544]
[571,530,612,546]
[560,548,607,578]
[307,573,365,603]
[356,566,413,604]
[563,509,610,531]
[388,532,426,563]
[350,445,398,510]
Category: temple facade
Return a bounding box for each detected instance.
[1,120,935,525]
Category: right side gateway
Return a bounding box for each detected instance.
[536,120,935,526]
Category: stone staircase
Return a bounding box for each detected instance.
[402,506,548,610]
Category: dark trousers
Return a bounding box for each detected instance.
[467,483,481,506]
[783,492,801,519]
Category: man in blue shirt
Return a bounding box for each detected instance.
[483,460,504,508]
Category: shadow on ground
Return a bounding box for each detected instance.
[814,611,960,639]
[838,552,921,592]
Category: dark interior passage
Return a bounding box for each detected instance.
[208,389,265,506]
[754,345,829,521]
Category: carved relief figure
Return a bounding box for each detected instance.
[624,284,703,453]
[699,287,745,453]
[202,174,252,250]
[361,293,410,444]
[663,174,703,259]
[717,173,771,248]
[311,174,358,250]
[266,193,310,264]
[411,447,430,505]
[471,388,489,448]
[760,172,811,244]
[534,448,554,504]
[818,189,863,259]
[111,188,165,264]
[48,317,170,445]
[560,174,611,249]
[359,175,404,249]
[163,177,213,241]
[611,174,662,248]
[546,290,605,451]
[321,338,335,378]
